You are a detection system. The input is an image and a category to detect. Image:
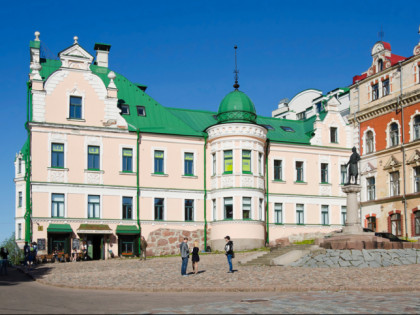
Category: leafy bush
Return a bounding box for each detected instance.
[1,233,24,265]
[292,239,315,245]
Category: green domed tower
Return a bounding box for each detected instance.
[217,89,257,124]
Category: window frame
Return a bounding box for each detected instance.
[136,106,146,116]
[414,166,420,193]
[212,153,216,176]
[224,197,233,220]
[122,196,133,220]
[122,148,133,172]
[87,146,100,171]
[51,143,65,168]
[154,150,165,174]
[390,213,402,236]
[341,206,347,226]
[367,176,376,201]
[367,216,376,232]
[321,205,329,225]
[414,115,420,141]
[274,203,283,224]
[242,197,251,220]
[273,159,283,181]
[296,204,304,225]
[87,195,100,219]
[184,199,194,222]
[18,191,22,208]
[184,152,194,176]
[390,123,399,147]
[389,171,400,196]
[69,95,83,120]
[295,161,304,182]
[51,193,65,218]
[382,79,390,96]
[320,163,329,183]
[330,127,338,143]
[223,150,233,174]
[365,130,374,154]
[154,198,164,221]
[341,164,347,185]
[120,104,130,115]
[372,83,379,101]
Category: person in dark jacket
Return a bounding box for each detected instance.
[23,242,30,266]
[224,236,234,273]
[0,247,9,275]
[179,238,190,276]
[191,242,200,274]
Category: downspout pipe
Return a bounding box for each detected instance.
[398,61,408,238]
[203,134,208,251]
[136,129,142,255]
[265,139,270,245]
[24,81,32,243]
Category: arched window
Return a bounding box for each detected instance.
[390,123,399,146]
[366,131,374,153]
[378,59,383,72]
[390,213,402,236]
[414,115,420,140]
[367,216,376,231]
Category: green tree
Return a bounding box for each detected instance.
[1,233,24,265]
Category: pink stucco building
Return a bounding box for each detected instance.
[15,33,352,259]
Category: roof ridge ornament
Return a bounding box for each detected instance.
[73,36,79,44]
[233,45,240,90]
[34,31,40,41]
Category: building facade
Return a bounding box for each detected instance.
[349,39,420,239]
[15,33,352,259]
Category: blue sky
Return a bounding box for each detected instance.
[1,0,420,242]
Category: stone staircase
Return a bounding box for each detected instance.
[240,244,314,266]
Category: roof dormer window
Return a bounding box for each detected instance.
[378,59,383,72]
[136,106,146,116]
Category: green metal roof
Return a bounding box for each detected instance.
[116,225,140,234]
[217,90,257,124]
[30,40,40,49]
[47,223,73,233]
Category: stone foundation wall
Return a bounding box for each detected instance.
[145,228,206,256]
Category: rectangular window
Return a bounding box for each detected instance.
[212,153,216,176]
[18,191,22,208]
[224,197,233,220]
[154,150,164,174]
[154,198,164,220]
[330,127,338,143]
[88,146,100,170]
[390,171,400,196]
[316,102,322,113]
[69,96,82,119]
[242,197,251,219]
[18,223,22,240]
[185,199,194,221]
[51,193,65,218]
[321,163,328,183]
[18,158,22,174]
[341,165,347,184]
[321,205,329,225]
[367,216,376,232]
[367,177,376,201]
[212,199,216,221]
[382,79,390,96]
[414,116,420,140]
[391,213,402,236]
[414,166,420,193]
[121,241,134,255]
[341,206,347,225]
[259,199,263,221]
[242,150,251,174]
[224,150,233,174]
[274,203,283,224]
[296,204,304,224]
[51,143,64,168]
[120,104,130,115]
[88,195,100,218]
[296,161,304,182]
[122,148,133,172]
[274,160,282,181]
[122,197,133,219]
[137,106,146,116]
[184,153,194,176]
[297,112,306,120]
[258,153,263,176]
[372,84,379,101]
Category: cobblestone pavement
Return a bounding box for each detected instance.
[136,291,420,314]
[27,252,420,292]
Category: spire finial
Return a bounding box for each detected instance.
[378,25,384,42]
[73,36,79,44]
[34,31,40,41]
[233,45,239,89]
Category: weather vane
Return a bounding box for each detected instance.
[233,45,240,89]
[378,26,384,42]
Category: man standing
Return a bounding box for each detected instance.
[140,236,148,260]
[179,237,190,276]
[23,242,30,266]
[224,236,234,273]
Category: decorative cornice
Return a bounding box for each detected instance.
[211,220,265,226]
[207,123,267,141]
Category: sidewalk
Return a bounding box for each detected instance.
[21,252,420,292]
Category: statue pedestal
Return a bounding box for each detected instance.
[341,185,364,235]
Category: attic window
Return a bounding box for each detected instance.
[137,106,146,116]
[261,124,274,130]
[119,104,130,115]
[280,126,294,132]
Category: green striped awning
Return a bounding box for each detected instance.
[116,225,140,234]
[47,224,73,233]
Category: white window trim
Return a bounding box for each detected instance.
[408,110,420,141]
[241,149,252,174]
[388,171,400,197]
[319,158,330,184]
[183,198,196,222]
[320,204,329,225]
[66,88,86,120]
[212,199,217,221]
[121,195,136,220]
[153,197,166,221]
[151,147,167,174]
[241,196,252,220]
[339,158,348,185]
[414,166,420,193]
[272,158,285,181]
[363,127,376,154]
[223,149,234,174]
[223,197,233,220]
[120,144,136,173]
[86,194,102,219]
[212,153,216,176]
[259,198,264,221]
[273,202,283,224]
[329,125,339,143]
[294,159,307,182]
[385,118,401,148]
[85,137,103,170]
[50,192,67,218]
[295,203,305,225]
[364,175,376,201]
[48,134,68,168]
[181,149,197,176]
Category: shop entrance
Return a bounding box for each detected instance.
[86,234,104,260]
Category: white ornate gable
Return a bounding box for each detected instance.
[362,162,377,175]
[59,39,94,71]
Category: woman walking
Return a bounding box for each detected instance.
[191,242,200,274]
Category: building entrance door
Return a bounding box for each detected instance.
[87,235,104,260]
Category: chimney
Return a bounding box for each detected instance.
[94,43,111,68]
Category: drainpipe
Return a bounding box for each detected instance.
[24,81,32,243]
[203,135,208,250]
[398,61,408,238]
[136,128,142,255]
[265,139,270,245]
